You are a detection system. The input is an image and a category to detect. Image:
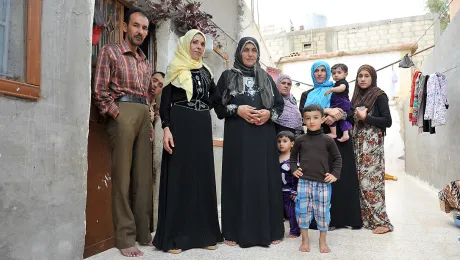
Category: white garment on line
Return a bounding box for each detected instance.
[424,72,448,127]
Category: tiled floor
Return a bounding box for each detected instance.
[88,106,460,260]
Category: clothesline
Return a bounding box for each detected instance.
[409,0,454,54]
[292,44,436,88]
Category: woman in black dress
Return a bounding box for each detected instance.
[213,37,285,248]
[299,60,363,230]
[153,29,222,254]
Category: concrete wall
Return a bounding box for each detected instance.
[263,14,438,68]
[0,1,93,259]
[404,12,460,191]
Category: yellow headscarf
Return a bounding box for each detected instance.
[164,29,213,101]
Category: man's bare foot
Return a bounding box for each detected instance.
[287,234,299,238]
[373,226,391,234]
[272,240,281,244]
[299,242,310,252]
[337,135,349,142]
[224,240,237,246]
[120,247,144,257]
[319,242,331,253]
[327,133,337,139]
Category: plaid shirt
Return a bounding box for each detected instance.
[94,41,151,118]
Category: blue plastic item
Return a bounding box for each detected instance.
[454,217,460,228]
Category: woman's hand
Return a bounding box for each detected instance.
[355,107,368,121]
[325,108,343,121]
[323,115,336,126]
[163,127,175,154]
[253,109,271,125]
[237,105,258,123]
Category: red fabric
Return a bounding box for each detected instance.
[408,70,421,122]
[92,25,103,45]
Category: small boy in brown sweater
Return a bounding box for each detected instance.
[290,104,342,254]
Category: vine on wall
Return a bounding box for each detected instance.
[147,0,219,40]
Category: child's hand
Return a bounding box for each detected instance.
[324,173,337,183]
[290,194,296,201]
[324,90,332,96]
[293,168,303,178]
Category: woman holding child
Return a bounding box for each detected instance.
[349,64,393,234]
[213,37,285,248]
[299,61,363,230]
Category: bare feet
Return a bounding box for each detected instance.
[337,134,349,142]
[299,242,310,252]
[204,245,217,250]
[287,234,299,238]
[141,241,153,246]
[272,240,281,245]
[167,249,182,254]
[224,240,237,246]
[319,242,331,253]
[120,247,144,257]
[373,226,391,234]
[327,133,337,139]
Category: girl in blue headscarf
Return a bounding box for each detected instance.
[298,60,363,231]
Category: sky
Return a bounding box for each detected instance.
[248,0,428,29]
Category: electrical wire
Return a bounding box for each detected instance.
[409,0,454,53]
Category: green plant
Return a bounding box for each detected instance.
[147,0,219,39]
[426,0,450,31]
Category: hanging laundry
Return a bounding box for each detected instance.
[409,70,422,122]
[411,73,426,126]
[419,75,436,134]
[424,72,448,127]
[399,54,415,68]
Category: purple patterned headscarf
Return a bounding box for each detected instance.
[276,74,303,131]
[276,74,292,86]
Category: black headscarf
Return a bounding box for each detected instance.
[222,37,274,108]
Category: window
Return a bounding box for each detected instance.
[0,0,41,100]
[303,43,312,49]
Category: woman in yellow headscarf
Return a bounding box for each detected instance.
[153,29,223,254]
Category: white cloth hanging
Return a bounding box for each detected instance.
[424,72,448,127]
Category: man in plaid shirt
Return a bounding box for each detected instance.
[93,8,152,257]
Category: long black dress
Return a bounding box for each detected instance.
[299,90,363,229]
[153,68,223,252]
[213,70,285,248]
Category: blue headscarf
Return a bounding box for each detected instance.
[304,60,334,108]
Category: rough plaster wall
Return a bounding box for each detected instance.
[404,13,460,191]
[264,15,438,66]
[0,0,94,259]
[7,0,26,81]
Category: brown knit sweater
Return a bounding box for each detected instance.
[290,129,342,182]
